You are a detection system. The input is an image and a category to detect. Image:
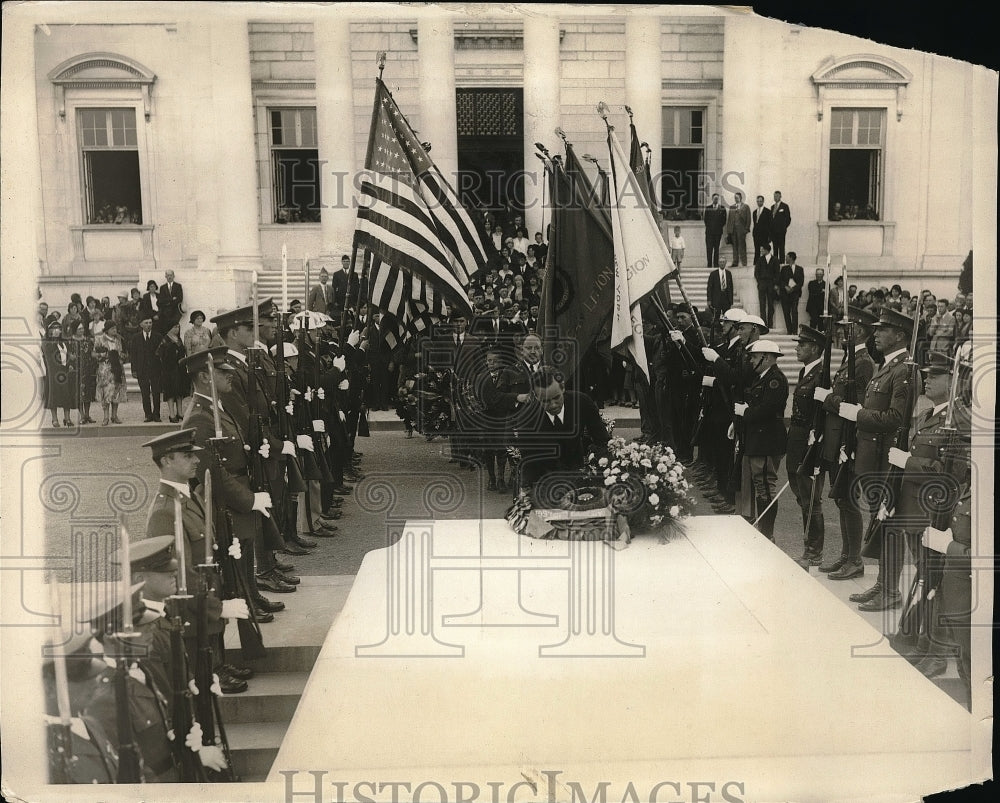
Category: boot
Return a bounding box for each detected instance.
[819,554,848,573]
[849,581,882,603]
[756,498,777,541]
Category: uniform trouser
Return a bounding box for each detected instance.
[877,526,923,597]
[786,426,825,555]
[833,492,865,561]
[636,371,658,442]
[711,425,735,501]
[654,379,676,450]
[738,454,782,519]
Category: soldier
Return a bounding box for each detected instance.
[837,308,915,611]
[695,308,745,513]
[180,347,283,623]
[141,429,252,694]
[885,352,970,674]
[733,339,788,539]
[787,325,828,568]
[814,305,878,579]
[210,305,298,595]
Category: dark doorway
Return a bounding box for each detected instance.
[456,88,524,232]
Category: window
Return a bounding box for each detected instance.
[79,108,142,224]
[828,108,884,222]
[661,106,705,220]
[270,108,321,223]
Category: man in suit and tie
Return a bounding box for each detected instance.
[777,250,805,334]
[703,193,728,268]
[770,191,791,264]
[751,195,772,263]
[754,242,780,329]
[517,367,610,492]
[725,192,751,267]
[157,270,184,330]
[329,256,351,322]
[131,315,163,421]
[308,269,334,315]
[706,256,734,315]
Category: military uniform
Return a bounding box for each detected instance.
[786,326,827,564]
[740,359,788,538]
[938,484,972,706]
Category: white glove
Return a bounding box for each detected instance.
[296,434,315,452]
[317,387,326,400]
[333,355,347,371]
[726,423,735,440]
[347,330,360,347]
[210,673,223,696]
[185,723,203,752]
[252,492,272,517]
[702,347,720,363]
[289,388,301,397]
[338,379,350,391]
[922,526,953,554]
[701,376,715,388]
[887,447,910,469]
[188,678,199,696]
[733,402,748,417]
[876,502,894,521]
[838,402,861,422]
[199,744,228,772]
[838,446,849,465]
[669,330,684,342]
[285,401,294,415]
[228,540,242,560]
[221,598,249,620]
[339,410,346,422]
[312,419,326,433]
[257,441,271,459]
[304,388,313,402]
[807,430,816,446]
[282,440,296,456]
[813,387,832,402]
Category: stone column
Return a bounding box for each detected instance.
[210,18,262,271]
[522,15,561,237]
[418,16,459,185]
[314,17,360,272]
[625,13,663,197]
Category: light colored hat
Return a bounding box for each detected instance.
[290,310,329,331]
[271,342,299,358]
[739,314,769,333]
[721,308,746,323]
[748,339,782,355]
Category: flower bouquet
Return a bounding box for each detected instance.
[587,437,695,540]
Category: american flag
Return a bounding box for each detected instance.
[355,80,486,315]
[368,255,447,349]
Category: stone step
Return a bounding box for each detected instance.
[226,720,289,781]
[217,671,310,724]
[225,643,322,675]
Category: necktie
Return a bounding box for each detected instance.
[721,270,727,290]
[798,367,805,382]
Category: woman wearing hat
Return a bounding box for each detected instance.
[183,309,212,355]
[155,320,189,423]
[94,319,127,425]
[41,320,77,427]
[69,319,98,424]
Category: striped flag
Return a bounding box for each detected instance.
[606,124,676,380]
[354,79,486,314]
[368,256,447,349]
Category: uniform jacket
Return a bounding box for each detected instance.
[786,360,824,468]
[742,364,788,456]
[821,345,876,464]
[854,350,912,476]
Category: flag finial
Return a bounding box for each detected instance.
[597,101,610,120]
[624,105,634,121]
[554,127,567,144]
[376,51,387,79]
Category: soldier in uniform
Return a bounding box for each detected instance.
[180,347,283,623]
[837,308,915,611]
[885,351,970,675]
[210,305,298,595]
[732,339,788,539]
[814,305,878,579]
[141,428,252,694]
[786,325,828,568]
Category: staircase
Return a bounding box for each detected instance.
[218,575,351,782]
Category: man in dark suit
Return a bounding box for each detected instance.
[733,339,788,540]
[517,367,610,493]
[754,242,780,329]
[307,269,335,315]
[328,256,351,321]
[725,192,751,267]
[157,270,184,329]
[770,191,791,264]
[364,309,393,411]
[706,256,734,314]
[805,267,827,328]
[131,315,162,421]
[751,195,772,262]
[777,250,805,334]
[703,193,727,268]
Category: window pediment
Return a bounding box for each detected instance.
[48,53,156,120]
[811,54,912,121]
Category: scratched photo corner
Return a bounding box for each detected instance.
[1,2,997,803]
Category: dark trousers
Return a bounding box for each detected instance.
[137,373,161,418]
[705,233,722,267]
[787,429,825,556]
[771,230,787,264]
[877,527,922,597]
[757,285,775,328]
[780,294,800,334]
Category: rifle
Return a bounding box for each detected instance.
[272,312,311,491]
[46,585,77,784]
[799,310,834,476]
[689,309,722,449]
[110,517,143,783]
[725,345,750,497]
[194,471,236,781]
[164,595,205,782]
[204,358,267,661]
[860,314,923,559]
[830,321,857,498]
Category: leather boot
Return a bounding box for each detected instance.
[756,498,777,541]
